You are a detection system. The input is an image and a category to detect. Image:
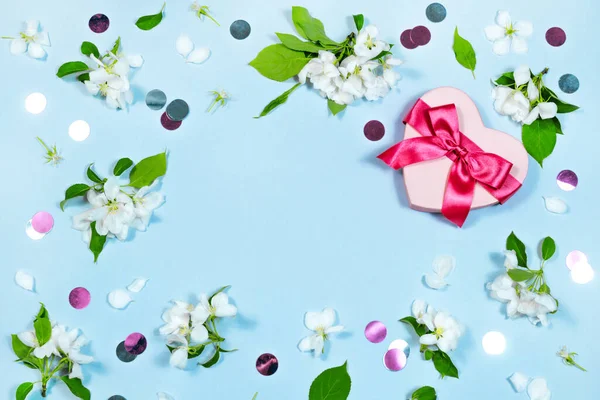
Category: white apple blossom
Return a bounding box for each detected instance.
[298,308,344,356]
[192,292,238,321]
[354,25,390,58]
[18,329,57,359]
[492,86,531,123]
[130,183,165,232]
[159,301,194,336]
[484,11,532,55]
[53,326,94,380]
[166,334,191,369]
[4,20,50,59]
[412,300,436,331]
[419,311,463,353]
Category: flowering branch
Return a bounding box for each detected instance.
[558,346,586,372]
[207,90,229,112]
[36,137,63,166]
[191,2,220,26]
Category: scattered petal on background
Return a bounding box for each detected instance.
[108,289,134,309]
[127,54,144,68]
[508,372,530,393]
[186,48,210,64]
[425,272,448,289]
[15,271,35,291]
[433,255,456,277]
[157,393,174,400]
[127,278,149,293]
[527,378,551,400]
[543,197,568,214]
[176,34,194,57]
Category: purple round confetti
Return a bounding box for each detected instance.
[124,333,147,355]
[161,112,182,131]
[546,27,566,47]
[410,26,431,46]
[31,211,54,234]
[89,14,110,34]
[364,120,385,141]
[400,29,418,50]
[256,353,278,376]
[557,169,578,191]
[383,348,408,371]
[364,321,387,343]
[69,287,91,310]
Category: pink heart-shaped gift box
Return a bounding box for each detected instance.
[388,87,529,218]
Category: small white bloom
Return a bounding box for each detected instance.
[130,183,164,232]
[419,311,463,353]
[108,289,134,309]
[527,377,551,400]
[7,20,50,59]
[298,308,344,356]
[425,255,456,290]
[160,301,194,336]
[508,372,530,393]
[127,278,149,293]
[543,197,568,214]
[15,271,35,291]
[54,325,94,380]
[504,250,519,270]
[166,334,190,369]
[485,11,532,55]
[486,273,520,318]
[192,292,238,322]
[412,300,436,331]
[17,329,57,359]
[354,25,390,58]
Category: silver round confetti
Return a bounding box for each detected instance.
[166,99,189,122]
[25,220,46,240]
[388,339,411,358]
[116,341,137,363]
[146,89,167,110]
[230,20,251,40]
[108,396,126,400]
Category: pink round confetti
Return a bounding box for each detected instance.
[546,27,566,47]
[124,332,147,355]
[410,25,431,46]
[365,321,387,343]
[256,353,278,376]
[69,287,91,310]
[383,348,408,371]
[161,112,182,131]
[31,211,54,234]
[400,29,418,49]
[566,250,588,271]
[364,120,385,141]
[557,169,578,191]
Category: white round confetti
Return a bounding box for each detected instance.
[25,220,46,240]
[571,262,594,284]
[25,92,47,114]
[482,331,506,355]
[69,120,90,142]
[566,250,588,270]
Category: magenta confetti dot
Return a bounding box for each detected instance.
[400,29,418,49]
[161,112,182,131]
[89,14,110,34]
[365,321,387,343]
[124,333,147,355]
[383,348,408,371]
[31,211,54,234]
[69,287,91,310]
[410,26,431,46]
[256,353,278,376]
[546,27,566,47]
[557,169,578,191]
[364,120,385,141]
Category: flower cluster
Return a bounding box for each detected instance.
[12,304,93,399]
[250,7,402,118]
[160,287,238,369]
[57,37,143,110]
[402,300,463,379]
[3,20,50,59]
[298,307,344,357]
[61,152,167,262]
[487,233,559,327]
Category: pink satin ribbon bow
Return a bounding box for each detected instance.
[377,99,522,227]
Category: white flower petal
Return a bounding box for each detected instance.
[157,393,175,400]
[69,363,83,380]
[509,372,530,393]
[527,80,540,102]
[176,34,194,57]
[298,335,316,352]
[522,106,540,125]
[127,278,149,293]
[511,36,529,54]
[514,20,533,37]
[425,273,448,290]
[312,335,324,356]
[18,331,37,347]
[514,65,531,87]
[485,25,506,41]
[127,54,144,68]
[304,311,322,331]
[543,197,568,214]
[10,38,27,54]
[190,325,209,344]
[35,31,50,46]
[25,20,40,35]
[496,11,512,28]
[108,289,134,309]
[15,271,35,291]
[420,334,438,346]
[186,48,210,64]
[215,304,237,318]
[528,378,551,400]
[492,37,511,56]
[104,177,120,200]
[170,347,188,369]
[538,102,558,119]
[432,255,456,278]
[412,299,427,318]
[27,43,46,59]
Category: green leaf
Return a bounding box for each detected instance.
[452,27,476,78]
[400,316,428,337]
[56,61,90,78]
[219,348,238,353]
[36,303,49,319]
[506,232,528,268]
[424,349,434,361]
[522,118,557,167]
[187,344,205,359]
[252,393,258,400]
[249,44,310,82]
[328,99,347,116]
[541,87,579,113]
[412,386,437,400]
[135,2,166,31]
[209,285,231,303]
[539,283,551,294]
[110,37,121,55]
[21,355,43,370]
[494,72,515,87]
[254,83,302,118]
[370,50,393,61]
[432,351,459,379]
[200,348,220,368]
[276,33,325,53]
[80,41,100,58]
[16,382,34,400]
[76,73,90,83]
[353,14,364,31]
[60,377,91,400]
[291,6,338,45]
[86,164,102,183]
[128,152,168,188]
[11,335,33,360]
[541,237,556,260]
[90,221,107,263]
[113,158,134,176]
[33,316,51,346]
[507,268,535,282]
[60,184,90,211]
[551,117,563,135]
[309,361,352,400]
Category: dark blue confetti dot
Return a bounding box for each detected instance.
[108,396,126,400]
[166,99,190,121]
[116,341,137,363]
[426,3,447,23]
[230,20,251,40]
[146,89,167,110]
[559,74,579,94]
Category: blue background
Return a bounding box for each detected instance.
[0,0,598,398]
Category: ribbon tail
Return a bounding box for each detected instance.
[442,161,476,227]
[378,137,447,170]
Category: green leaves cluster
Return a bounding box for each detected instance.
[61,152,168,262]
[493,67,579,166]
[136,2,166,31]
[57,37,122,81]
[411,386,437,400]
[400,317,459,379]
[452,27,476,78]
[308,362,352,400]
[13,305,91,400]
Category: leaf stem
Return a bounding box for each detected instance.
[1,36,15,39]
